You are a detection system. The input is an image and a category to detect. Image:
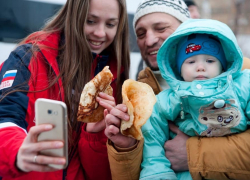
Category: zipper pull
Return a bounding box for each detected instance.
[180,110,185,119]
[180,102,185,119]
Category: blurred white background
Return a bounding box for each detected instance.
[0,0,141,79]
[1,0,249,79]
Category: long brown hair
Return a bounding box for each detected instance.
[19,0,130,148]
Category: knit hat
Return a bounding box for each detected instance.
[183,0,196,7]
[133,0,190,31]
[176,34,227,73]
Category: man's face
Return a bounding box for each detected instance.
[135,13,181,71]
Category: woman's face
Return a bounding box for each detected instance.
[85,0,120,54]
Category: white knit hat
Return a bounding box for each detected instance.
[133,0,190,31]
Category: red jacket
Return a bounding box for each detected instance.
[78,40,122,180]
[0,32,121,180]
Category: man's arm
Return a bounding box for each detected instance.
[242,57,250,70]
[187,129,250,180]
[164,122,189,171]
[137,67,162,95]
[107,139,143,180]
[165,123,250,180]
[104,104,141,180]
[106,67,162,180]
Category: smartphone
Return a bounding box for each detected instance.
[35,98,68,169]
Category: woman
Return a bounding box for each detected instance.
[0,0,130,179]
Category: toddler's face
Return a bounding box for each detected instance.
[181,54,223,82]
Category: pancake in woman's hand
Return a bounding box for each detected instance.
[77,66,113,123]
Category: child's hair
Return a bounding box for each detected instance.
[176,33,227,73]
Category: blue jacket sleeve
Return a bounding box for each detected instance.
[236,70,250,125]
[140,91,178,180]
[0,44,32,130]
[0,44,32,178]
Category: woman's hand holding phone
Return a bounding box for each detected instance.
[16,124,66,172]
[16,98,68,172]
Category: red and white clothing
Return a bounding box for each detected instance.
[0,32,122,180]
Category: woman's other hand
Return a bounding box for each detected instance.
[86,92,116,133]
[16,124,66,172]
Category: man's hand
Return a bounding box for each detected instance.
[164,121,189,171]
[104,104,137,148]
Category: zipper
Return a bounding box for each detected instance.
[63,168,67,180]
[62,123,82,180]
[96,55,102,74]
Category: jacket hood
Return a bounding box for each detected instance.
[157,19,243,89]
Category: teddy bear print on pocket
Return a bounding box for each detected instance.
[198,99,241,137]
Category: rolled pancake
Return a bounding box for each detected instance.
[77,66,113,123]
[120,79,156,140]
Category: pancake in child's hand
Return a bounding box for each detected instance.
[77,66,113,123]
[120,79,157,140]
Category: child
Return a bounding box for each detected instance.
[0,0,130,179]
[140,19,250,180]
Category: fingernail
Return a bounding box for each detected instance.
[96,97,100,101]
[45,125,53,130]
[58,159,66,164]
[125,114,130,120]
[55,142,63,148]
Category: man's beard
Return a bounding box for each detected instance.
[145,59,159,71]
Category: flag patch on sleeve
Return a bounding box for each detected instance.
[0,70,18,90]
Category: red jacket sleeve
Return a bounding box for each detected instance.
[0,126,26,178]
[78,123,111,180]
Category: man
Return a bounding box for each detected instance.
[134,0,190,93]
[136,0,200,93]
[105,0,250,180]
[184,0,200,19]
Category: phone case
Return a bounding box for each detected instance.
[35,98,68,169]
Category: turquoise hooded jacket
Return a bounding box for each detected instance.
[140,19,250,180]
